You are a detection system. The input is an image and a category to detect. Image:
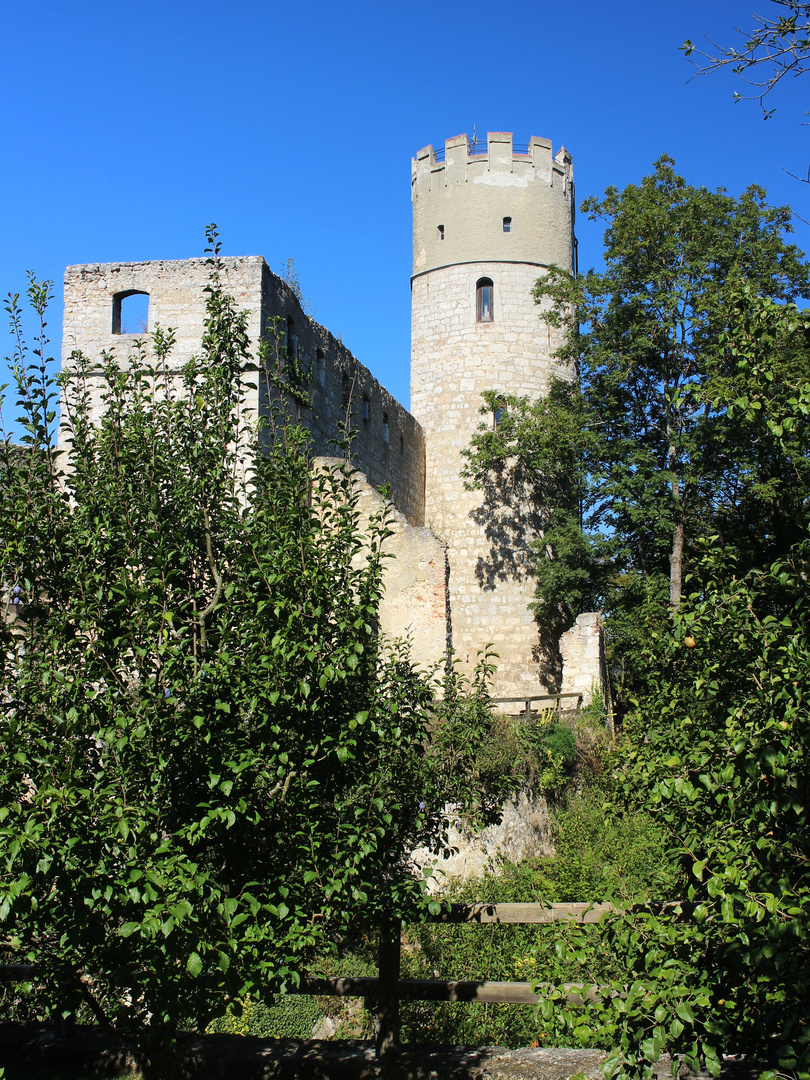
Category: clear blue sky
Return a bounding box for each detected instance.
[1,0,807,437]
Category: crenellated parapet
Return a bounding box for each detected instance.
[411,132,574,276]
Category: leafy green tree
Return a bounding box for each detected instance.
[463,158,810,703]
[522,318,810,1076]
[0,230,506,1079]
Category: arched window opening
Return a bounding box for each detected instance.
[383,413,390,444]
[493,403,506,428]
[476,278,494,323]
[437,224,445,241]
[316,349,325,387]
[112,291,149,335]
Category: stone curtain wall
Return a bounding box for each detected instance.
[60,257,266,436]
[317,457,448,672]
[259,265,425,525]
[61,258,425,526]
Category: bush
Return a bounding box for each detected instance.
[399,784,679,1048]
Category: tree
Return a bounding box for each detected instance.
[520,286,810,1080]
[463,158,810,703]
[550,538,810,1080]
[683,2,810,122]
[0,230,507,1079]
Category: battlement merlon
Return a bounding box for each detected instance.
[411,132,574,190]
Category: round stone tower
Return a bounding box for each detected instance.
[410,131,576,697]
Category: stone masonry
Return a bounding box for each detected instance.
[61,258,425,526]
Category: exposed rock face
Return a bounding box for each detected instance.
[413,793,553,889]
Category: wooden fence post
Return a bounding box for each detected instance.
[375,917,401,1058]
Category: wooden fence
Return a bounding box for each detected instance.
[294,901,616,1057]
[491,693,583,715]
[1,900,672,1059]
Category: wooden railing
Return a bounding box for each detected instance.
[491,693,583,715]
[2,900,681,1060]
[294,901,616,1057]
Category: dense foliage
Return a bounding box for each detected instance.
[400,779,678,1050]
[525,538,810,1080]
[0,233,507,1079]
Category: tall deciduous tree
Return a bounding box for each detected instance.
[0,230,507,1079]
[463,158,810,701]
[527,302,810,1079]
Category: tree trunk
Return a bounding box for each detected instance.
[669,520,684,607]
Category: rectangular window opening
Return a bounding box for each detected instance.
[437,224,445,241]
[503,216,512,233]
[112,291,149,335]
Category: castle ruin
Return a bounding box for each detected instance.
[59,132,604,703]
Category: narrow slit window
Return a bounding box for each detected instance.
[503,216,512,233]
[112,290,149,335]
[286,316,297,358]
[400,435,404,456]
[362,396,370,425]
[476,278,494,323]
[437,224,445,241]
[383,413,390,444]
[342,371,351,408]
[316,349,325,387]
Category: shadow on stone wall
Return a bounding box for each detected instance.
[469,471,563,691]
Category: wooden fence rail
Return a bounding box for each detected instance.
[491,693,583,715]
[0,901,686,1059]
[295,902,623,1057]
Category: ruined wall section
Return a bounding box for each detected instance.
[60,257,265,435]
[259,265,424,525]
[316,457,447,672]
[60,258,424,526]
